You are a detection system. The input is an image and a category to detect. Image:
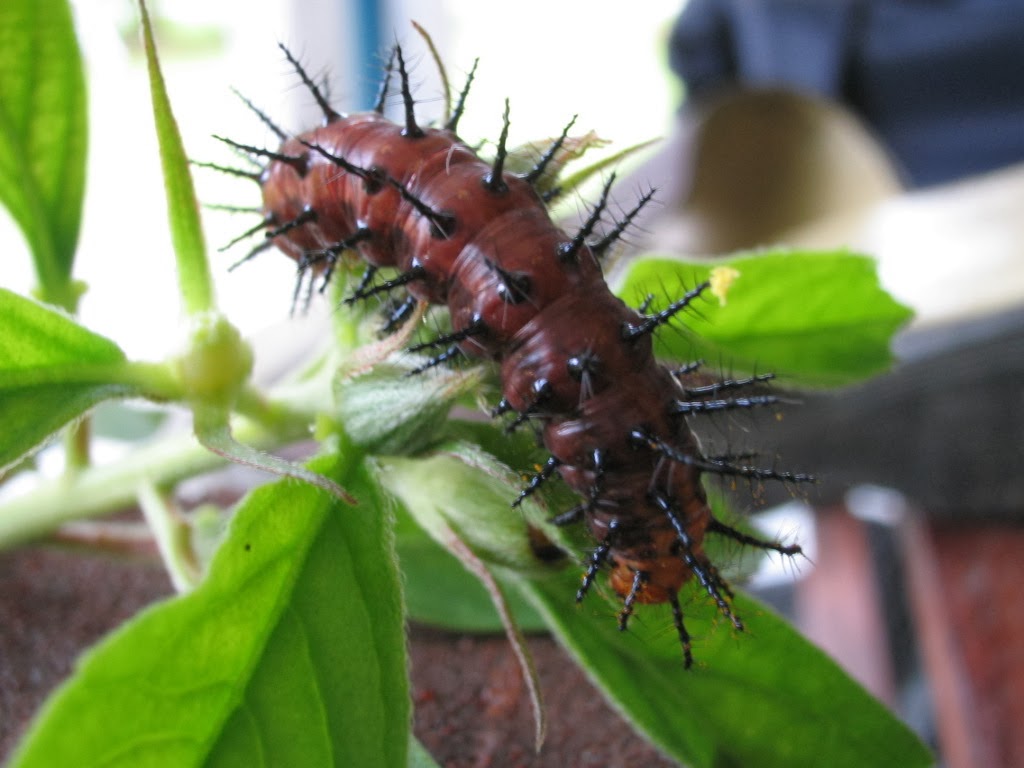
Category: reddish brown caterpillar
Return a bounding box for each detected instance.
[216,43,811,667]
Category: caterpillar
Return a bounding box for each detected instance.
[215,41,811,668]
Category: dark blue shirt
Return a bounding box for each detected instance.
[669,0,1024,187]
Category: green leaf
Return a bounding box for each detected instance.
[379,424,578,632]
[392,501,546,632]
[139,0,215,316]
[336,362,481,455]
[374,424,554,631]
[616,250,914,387]
[10,450,411,768]
[0,0,87,310]
[0,288,136,473]
[376,443,555,576]
[374,446,551,749]
[517,569,933,768]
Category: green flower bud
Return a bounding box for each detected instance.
[174,312,253,409]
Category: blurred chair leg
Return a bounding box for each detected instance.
[794,504,896,706]
[901,514,1024,768]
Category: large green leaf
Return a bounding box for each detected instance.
[518,569,933,768]
[0,288,136,473]
[616,250,913,387]
[0,0,87,310]
[9,450,411,768]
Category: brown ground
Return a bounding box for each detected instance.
[0,544,677,768]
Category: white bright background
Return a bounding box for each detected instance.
[1,0,684,361]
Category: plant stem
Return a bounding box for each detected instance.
[137,481,198,592]
[63,418,92,471]
[192,408,357,505]
[0,416,305,548]
[233,385,318,435]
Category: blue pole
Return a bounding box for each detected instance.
[351,0,384,110]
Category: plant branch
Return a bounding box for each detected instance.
[0,416,306,548]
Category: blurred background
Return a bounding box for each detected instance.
[2,1,1023,766]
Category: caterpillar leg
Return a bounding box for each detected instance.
[617,570,646,631]
[576,525,615,603]
[707,517,803,557]
[653,494,743,631]
[668,593,694,669]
